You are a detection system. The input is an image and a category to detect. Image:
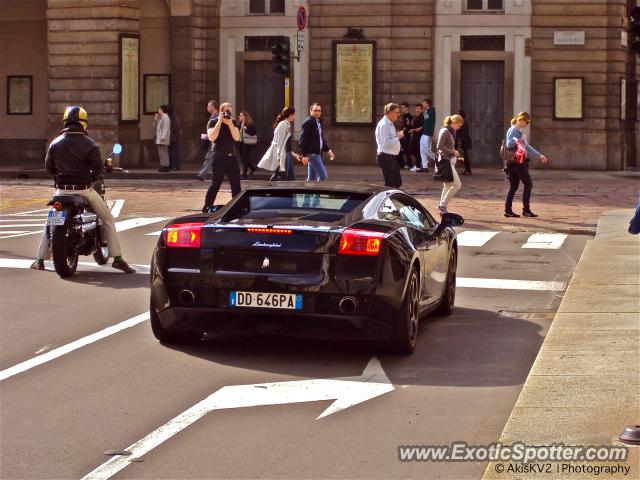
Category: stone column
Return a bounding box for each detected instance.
[167,0,220,165]
[47,0,141,166]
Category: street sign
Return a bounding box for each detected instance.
[297,30,305,53]
[297,6,307,31]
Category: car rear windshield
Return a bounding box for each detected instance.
[248,190,367,212]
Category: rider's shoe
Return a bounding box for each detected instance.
[30,259,45,270]
[112,257,136,273]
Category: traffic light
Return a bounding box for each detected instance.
[271,41,290,75]
[630,6,640,54]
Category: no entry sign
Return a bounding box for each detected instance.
[297,6,307,31]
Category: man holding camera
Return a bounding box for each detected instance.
[202,102,241,212]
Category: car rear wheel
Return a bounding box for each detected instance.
[150,303,202,344]
[388,269,420,355]
[436,248,456,316]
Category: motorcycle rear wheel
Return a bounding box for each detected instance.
[51,225,79,278]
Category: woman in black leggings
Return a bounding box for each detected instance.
[504,112,549,218]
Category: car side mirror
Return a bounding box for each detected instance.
[431,212,464,236]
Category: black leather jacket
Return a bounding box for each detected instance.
[45,125,103,186]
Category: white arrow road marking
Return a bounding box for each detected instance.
[115,217,167,232]
[0,312,149,382]
[82,357,394,480]
[4,208,50,216]
[522,233,567,249]
[457,277,567,291]
[456,230,500,247]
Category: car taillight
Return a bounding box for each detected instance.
[53,202,62,211]
[165,222,204,248]
[338,228,384,256]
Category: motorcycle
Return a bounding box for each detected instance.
[45,143,123,278]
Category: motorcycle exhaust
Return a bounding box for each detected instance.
[179,289,196,306]
[338,296,358,315]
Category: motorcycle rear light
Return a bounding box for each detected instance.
[165,222,204,248]
[338,228,384,256]
[247,227,293,235]
[53,202,62,211]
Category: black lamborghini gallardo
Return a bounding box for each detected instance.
[150,182,462,354]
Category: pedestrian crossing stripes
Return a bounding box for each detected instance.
[457,230,571,250]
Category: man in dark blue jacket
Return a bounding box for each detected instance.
[299,103,335,181]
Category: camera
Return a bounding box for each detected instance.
[223,112,232,120]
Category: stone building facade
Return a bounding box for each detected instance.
[0,0,637,170]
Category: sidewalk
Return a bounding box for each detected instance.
[482,209,640,479]
[1,163,638,234]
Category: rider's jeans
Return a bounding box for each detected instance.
[37,188,122,259]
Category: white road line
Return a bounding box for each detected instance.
[0,258,564,290]
[457,277,567,291]
[109,199,124,218]
[0,312,149,382]
[456,230,500,247]
[0,224,45,228]
[0,231,29,235]
[522,233,568,250]
[5,208,50,216]
[115,217,167,232]
[145,230,162,236]
[0,231,41,239]
[0,258,150,274]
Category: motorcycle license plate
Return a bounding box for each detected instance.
[46,210,66,226]
[229,291,302,310]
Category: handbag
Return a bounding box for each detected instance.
[242,126,258,145]
[500,139,517,165]
[433,155,454,182]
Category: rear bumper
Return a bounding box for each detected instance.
[156,305,393,340]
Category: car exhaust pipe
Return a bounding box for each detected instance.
[179,289,196,306]
[339,296,358,315]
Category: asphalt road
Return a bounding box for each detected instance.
[0,191,590,480]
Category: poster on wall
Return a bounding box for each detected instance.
[120,34,140,123]
[553,77,583,120]
[144,75,170,115]
[332,41,376,125]
[7,76,32,115]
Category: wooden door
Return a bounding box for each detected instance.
[244,61,285,156]
[460,61,505,165]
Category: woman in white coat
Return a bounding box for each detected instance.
[258,106,299,181]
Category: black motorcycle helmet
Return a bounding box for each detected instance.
[63,106,88,130]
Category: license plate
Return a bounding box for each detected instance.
[46,210,66,226]
[229,291,302,310]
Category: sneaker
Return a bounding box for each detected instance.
[504,211,520,218]
[30,259,44,270]
[409,166,421,172]
[522,210,539,218]
[112,258,136,273]
[158,167,170,172]
[195,175,205,181]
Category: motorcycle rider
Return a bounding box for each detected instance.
[30,106,136,273]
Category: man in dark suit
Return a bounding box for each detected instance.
[299,103,335,181]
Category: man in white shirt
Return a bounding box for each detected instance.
[375,103,404,188]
